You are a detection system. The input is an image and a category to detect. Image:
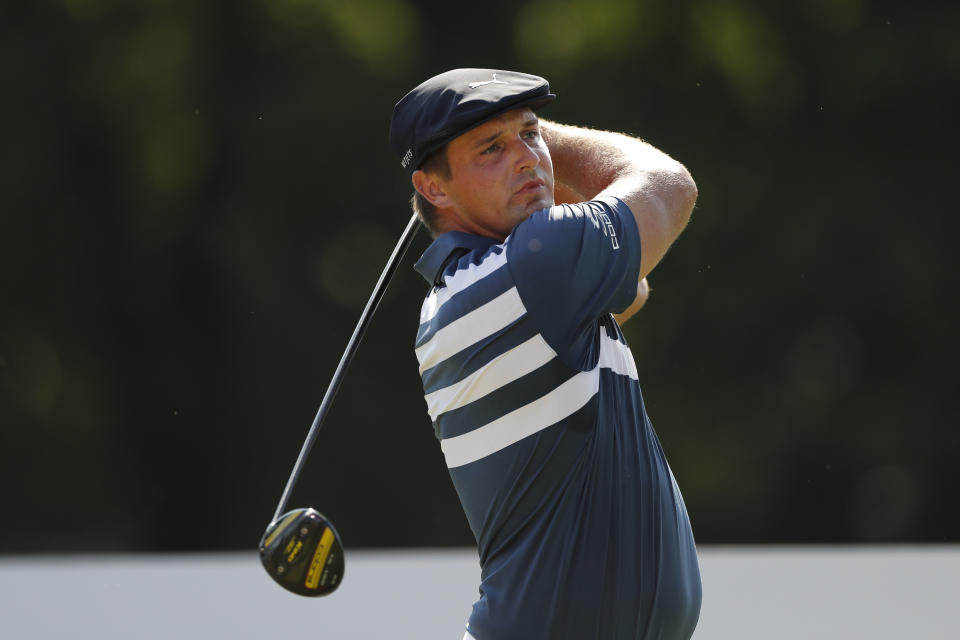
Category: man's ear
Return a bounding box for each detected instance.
[412,169,452,209]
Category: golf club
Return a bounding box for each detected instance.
[259,212,421,597]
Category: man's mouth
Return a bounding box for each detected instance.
[516,179,546,196]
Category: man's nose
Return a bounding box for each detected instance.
[514,137,540,172]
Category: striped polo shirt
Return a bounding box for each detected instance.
[413,197,701,640]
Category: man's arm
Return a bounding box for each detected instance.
[612,277,650,325]
[541,120,697,281]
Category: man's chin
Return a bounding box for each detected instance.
[522,195,554,215]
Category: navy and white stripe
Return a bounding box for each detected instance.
[415,242,639,469]
[419,247,508,325]
[440,333,636,468]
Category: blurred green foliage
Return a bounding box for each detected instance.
[1,0,957,552]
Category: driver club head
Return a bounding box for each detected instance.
[259,507,345,596]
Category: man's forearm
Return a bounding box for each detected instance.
[541,120,679,201]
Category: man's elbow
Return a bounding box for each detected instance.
[673,164,698,222]
[653,163,697,230]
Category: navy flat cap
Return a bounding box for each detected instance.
[389,68,556,175]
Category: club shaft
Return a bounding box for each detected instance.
[272,213,421,523]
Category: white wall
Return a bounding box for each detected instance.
[0,546,957,639]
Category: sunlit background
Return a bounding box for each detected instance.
[1,0,957,555]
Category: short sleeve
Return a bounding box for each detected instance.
[506,196,641,369]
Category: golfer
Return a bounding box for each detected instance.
[390,69,701,640]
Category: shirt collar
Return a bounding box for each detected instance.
[414,231,499,285]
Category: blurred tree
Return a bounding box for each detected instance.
[0,0,957,552]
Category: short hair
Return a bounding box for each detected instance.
[411,146,451,235]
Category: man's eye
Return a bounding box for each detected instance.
[523,130,540,140]
[482,143,501,155]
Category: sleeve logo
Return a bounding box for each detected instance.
[587,209,620,250]
[597,212,619,249]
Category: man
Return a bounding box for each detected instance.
[389,69,700,640]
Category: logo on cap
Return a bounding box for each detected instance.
[401,148,413,168]
[468,73,509,89]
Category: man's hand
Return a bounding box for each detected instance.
[613,278,650,326]
[554,180,586,205]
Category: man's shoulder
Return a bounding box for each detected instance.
[509,197,633,250]
[504,198,634,282]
